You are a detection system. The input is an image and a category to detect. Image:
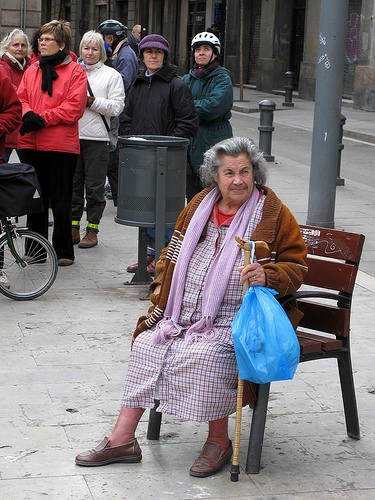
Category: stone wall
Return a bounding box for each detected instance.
[0,0,42,41]
[354,65,375,110]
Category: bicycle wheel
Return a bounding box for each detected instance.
[0,229,58,300]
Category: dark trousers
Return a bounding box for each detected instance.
[20,149,78,261]
[72,140,108,225]
[107,147,119,206]
[186,168,204,203]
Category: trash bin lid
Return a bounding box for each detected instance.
[119,135,190,147]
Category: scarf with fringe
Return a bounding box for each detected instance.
[152,185,259,345]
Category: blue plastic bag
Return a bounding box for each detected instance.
[232,286,300,384]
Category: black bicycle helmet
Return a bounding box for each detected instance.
[97,19,127,39]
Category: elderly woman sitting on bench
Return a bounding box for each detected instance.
[75,136,307,477]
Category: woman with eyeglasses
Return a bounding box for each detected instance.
[29,27,78,64]
[17,20,87,267]
[0,28,30,162]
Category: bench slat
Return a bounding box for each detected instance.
[300,225,365,263]
[297,300,350,337]
[297,331,343,351]
[304,257,357,292]
[297,336,323,355]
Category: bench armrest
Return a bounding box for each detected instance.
[279,290,350,308]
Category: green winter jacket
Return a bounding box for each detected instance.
[182,65,233,173]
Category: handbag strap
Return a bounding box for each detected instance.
[87,81,110,133]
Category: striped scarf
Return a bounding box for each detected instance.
[152,186,260,345]
[193,59,219,79]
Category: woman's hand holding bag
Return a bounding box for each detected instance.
[232,240,300,384]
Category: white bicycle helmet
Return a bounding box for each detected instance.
[191,31,221,55]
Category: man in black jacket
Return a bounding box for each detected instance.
[97,19,138,206]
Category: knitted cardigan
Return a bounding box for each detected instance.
[132,185,308,404]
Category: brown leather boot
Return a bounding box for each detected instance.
[78,229,98,248]
[72,227,80,245]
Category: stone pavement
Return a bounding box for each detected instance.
[232,85,375,145]
[1,91,375,499]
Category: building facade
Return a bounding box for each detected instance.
[1,0,374,110]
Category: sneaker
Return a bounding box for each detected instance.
[0,270,10,288]
[105,183,113,200]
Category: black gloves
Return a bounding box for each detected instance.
[20,111,46,136]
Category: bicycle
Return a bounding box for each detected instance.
[0,215,58,300]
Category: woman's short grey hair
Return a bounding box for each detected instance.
[0,29,29,57]
[199,136,268,187]
[79,30,107,63]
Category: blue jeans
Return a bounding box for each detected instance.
[146,227,174,255]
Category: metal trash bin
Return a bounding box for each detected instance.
[116,135,189,226]
[115,135,189,282]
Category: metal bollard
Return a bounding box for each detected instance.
[337,114,346,186]
[258,100,276,162]
[283,71,295,107]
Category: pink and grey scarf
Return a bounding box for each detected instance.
[152,185,260,345]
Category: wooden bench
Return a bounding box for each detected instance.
[147,224,365,475]
[246,224,365,473]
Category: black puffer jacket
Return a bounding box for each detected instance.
[120,64,199,138]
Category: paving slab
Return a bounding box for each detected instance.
[1,92,375,498]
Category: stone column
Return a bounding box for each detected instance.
[353,0,375,110]
[256,0,294,92]
[298,0,321,100]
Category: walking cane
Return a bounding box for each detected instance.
[230,237,253,482]
[230,238,269,482]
